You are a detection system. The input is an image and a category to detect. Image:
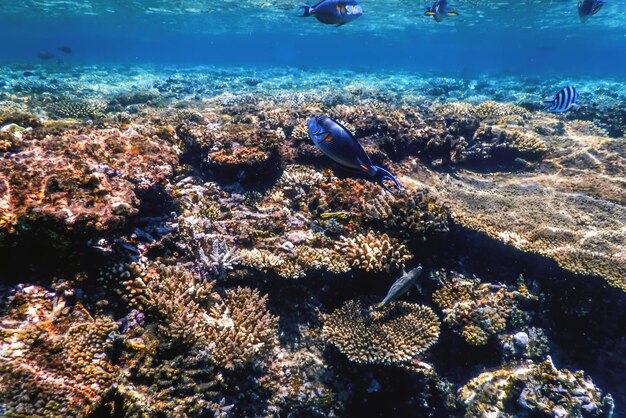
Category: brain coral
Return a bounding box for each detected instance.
[321,299,440,365]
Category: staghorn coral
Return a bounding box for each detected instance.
[123,263,221,345]
[459,357,614,417]
[432,272,535,345]
[123,263,278,369]
[322,299,440,366]
[0,285,120,417]
[202,286,279,369]
[336,231,412,273]
[47,97,107,120]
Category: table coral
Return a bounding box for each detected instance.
[459,357,614,417]
[432,271,535,345]
[321,299,440,366]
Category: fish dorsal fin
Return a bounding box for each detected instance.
[591,1,604,14]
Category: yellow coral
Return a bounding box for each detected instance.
[336,231,412,273]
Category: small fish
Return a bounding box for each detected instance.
[578,0,604,22]
[300,0,363,27]
[425,0,458,23]
[57,46,73,54]
[375,266,423,309]
[543,86,580,113]
[37,51,55,60]
[307,115,401,193]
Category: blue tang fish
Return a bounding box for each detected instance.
[300,0,363,26]
[543,86,580,113]
[425,0,458,23]
[307,115,401,193]
[578,0,604,22]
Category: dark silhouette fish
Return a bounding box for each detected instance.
[375,266,423,309]
[300,0,363,26]
[307,115,401,193]
[57,46,72,54]
[425,0,458,23]
[578,0,604,22]
[543,86,580,113]
[37,51,55,60]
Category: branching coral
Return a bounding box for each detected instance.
[237,244,350,279]
[364,191,449,242]
[0,285,120,417]
[321,299,440,365]
[203,287,279,369]
[123,263,278,369]
[335,231,412,273]
[432,272,535,345]
[459,357,614,417]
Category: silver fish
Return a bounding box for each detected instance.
[375,266,423,309]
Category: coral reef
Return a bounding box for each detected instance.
[0,126,178,238]
[459,357,615,417]
[0,285,120,417]
[431,271,536,345]
[46,97,107,120]
[0,65,623,416]
[336,232,412,273]
[321,299,440,366]
[123,263,278,369]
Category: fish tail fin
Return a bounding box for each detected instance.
[447,11,459,16]
[299,4,313,17]
[373,166,401,194]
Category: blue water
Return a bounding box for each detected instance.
[2,1,626,76]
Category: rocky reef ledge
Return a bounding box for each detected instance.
[0,65,624,417]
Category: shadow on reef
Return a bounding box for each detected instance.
[435,223,626,412]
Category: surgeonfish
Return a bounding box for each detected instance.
[425,0,458,23]
[375,266,423,309]
[578,0,604,22]
[299,0,363,26]
[307,115,401,193]
[57,46,73,54]
[543,86,580,113]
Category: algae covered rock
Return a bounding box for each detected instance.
[459,357,614,417]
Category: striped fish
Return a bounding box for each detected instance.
[543,86,580,113]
